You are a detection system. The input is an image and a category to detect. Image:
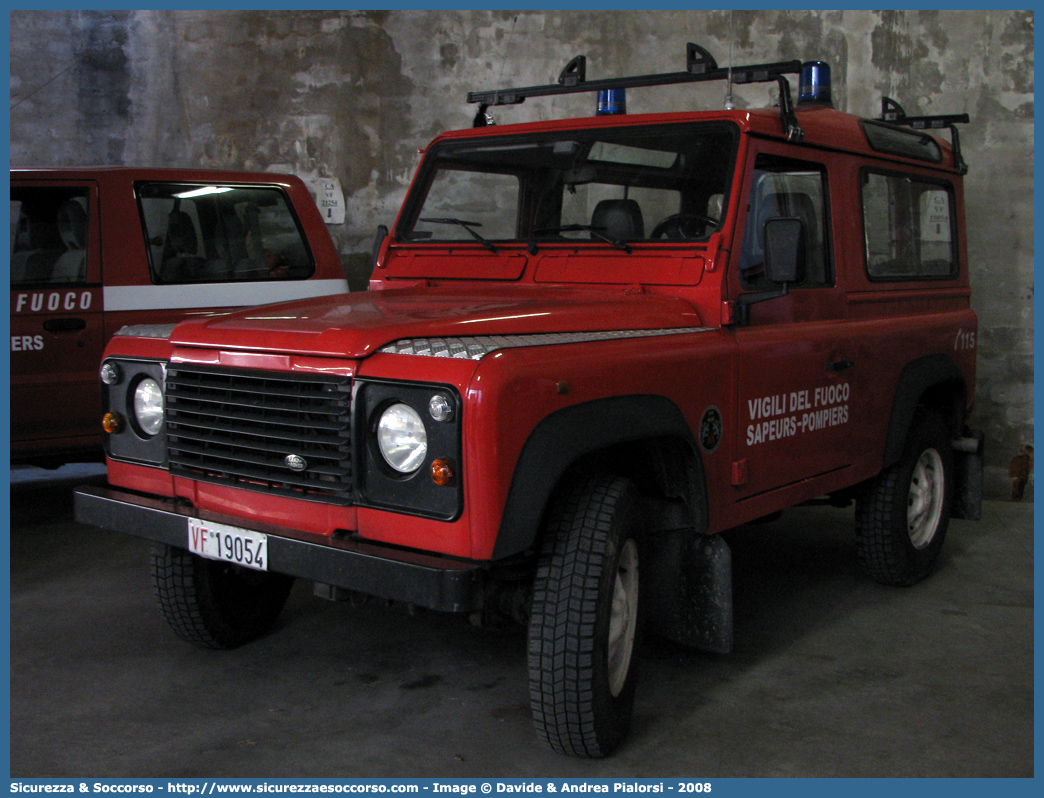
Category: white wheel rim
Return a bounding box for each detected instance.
[607,539,639,697]
[908,448,945,549]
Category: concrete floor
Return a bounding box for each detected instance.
[8,471,1034,778]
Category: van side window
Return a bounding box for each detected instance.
[137,183,317,284]
[10,187,90,286]
[739,156,831,288]
[861,170,957,280]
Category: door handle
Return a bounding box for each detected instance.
[825,357,855,373]
[43,318,87,333]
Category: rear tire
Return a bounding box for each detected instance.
[855,410,954,586]
[528,475,643,757]
[149,543,294,649]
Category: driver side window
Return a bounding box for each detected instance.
[739,155,831,288]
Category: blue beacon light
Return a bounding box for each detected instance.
[799,61,832,106]
[596,88,626,115]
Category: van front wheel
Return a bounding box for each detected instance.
[149,543,294,649]
[528,475,643,758]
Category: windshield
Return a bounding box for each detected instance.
[137,183,316,284]
[399,122,738,245]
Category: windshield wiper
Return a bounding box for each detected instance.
[532,224,632,254]
[419,217,498,253]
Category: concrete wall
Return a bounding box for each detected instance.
[9,9,1034,496]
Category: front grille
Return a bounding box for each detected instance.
[166,366,353,504]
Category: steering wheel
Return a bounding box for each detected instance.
[650,213,718,240]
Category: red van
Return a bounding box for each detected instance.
[10,167,348,464]
[75,50,982,757]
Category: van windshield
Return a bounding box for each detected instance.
[399,122,738,246]
[137,183,316,284]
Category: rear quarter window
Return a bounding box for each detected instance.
[861,169,958,281]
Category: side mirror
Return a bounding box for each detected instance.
[735,217,808,326]
[371,224,389,271]
[763,217,806,285]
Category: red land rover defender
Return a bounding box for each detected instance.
[76,49,982,757]
[11,167,348,465]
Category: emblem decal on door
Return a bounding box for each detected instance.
[699,406,723,453]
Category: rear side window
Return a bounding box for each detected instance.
[861,170,957,280]
[137,183,316,284]
[10,186,90,286]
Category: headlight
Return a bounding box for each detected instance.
[101,358,167,467]
[358,380,461,519]
[377,403,428,473]
[133,377,164,437]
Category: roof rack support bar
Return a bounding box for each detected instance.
[948,124,969,175]
[467,45,801,106]
[558,55,587,86]
[774,74,802,142]
[467,60,803,107]
[686,43,718,74]
[879,96,969,130]
[467,45,803,139]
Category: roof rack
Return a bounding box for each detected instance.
[467,43,805,142]
[879,96,970,174]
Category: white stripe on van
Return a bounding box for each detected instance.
[102,279,349,312]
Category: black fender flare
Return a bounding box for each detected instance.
[492,394,705,559]
[882,354,968,469]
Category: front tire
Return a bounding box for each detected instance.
[528,475,643,757]
[855,410,954,586]
[149,543,294,649]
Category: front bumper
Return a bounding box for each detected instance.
[74,485,483,613]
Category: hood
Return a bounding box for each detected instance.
[168,284,704,359]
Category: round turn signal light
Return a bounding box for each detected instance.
[102,412,123,434]
[430,458,456,487]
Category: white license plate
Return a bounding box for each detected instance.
[188,518,268,572]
